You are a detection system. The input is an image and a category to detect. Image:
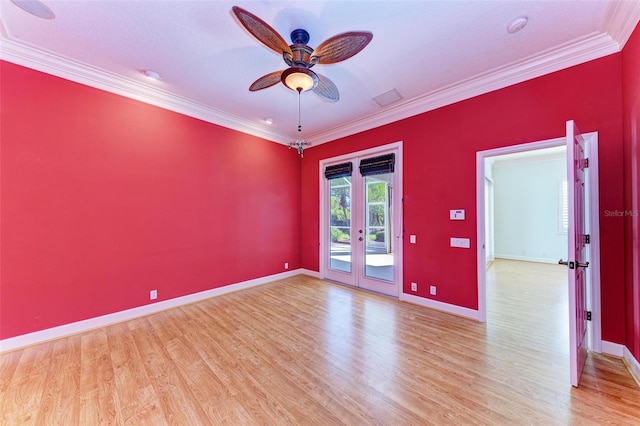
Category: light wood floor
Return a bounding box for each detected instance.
[1,259,639,424]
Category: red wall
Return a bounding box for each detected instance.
[301,54,626,344]
[0,61,301,339]
[1,39,633,348]
[623,23,640,363]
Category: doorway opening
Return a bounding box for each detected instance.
[476,131,602,385]
[485,145,571,381]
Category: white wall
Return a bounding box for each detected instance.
[491,153,567,263]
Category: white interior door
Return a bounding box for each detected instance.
[564,120,589,387]
[323,148,401,297]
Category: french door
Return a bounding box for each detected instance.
[322,146,401,297]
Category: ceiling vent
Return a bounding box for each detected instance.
[373,89,403,107]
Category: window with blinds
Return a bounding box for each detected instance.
[484,177,494,263]
[559,179,568,233]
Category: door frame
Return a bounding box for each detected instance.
[319,141,403,297]
[475,133,602,353]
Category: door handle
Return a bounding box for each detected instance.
[559,259,588,269]
[559,259,575,269]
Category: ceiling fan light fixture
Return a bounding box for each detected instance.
[281,67,318,92]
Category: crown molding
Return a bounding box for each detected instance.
[0,37,291,145]
[309,0,638,145]
[307,31,621,145]
[2,2,637,148]
[601,0,640,49]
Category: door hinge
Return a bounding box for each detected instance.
[585,234,590,244]
[587,311,592,321]
[583,158,589,169]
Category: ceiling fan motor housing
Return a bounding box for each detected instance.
[290,28,310,44]
[283,29,316,68]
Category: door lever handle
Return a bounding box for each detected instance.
[576,261,589,268]
[559,259,575,269]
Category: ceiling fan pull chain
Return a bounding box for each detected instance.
[298,88,302,134]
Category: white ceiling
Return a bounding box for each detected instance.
[1,1,639,146]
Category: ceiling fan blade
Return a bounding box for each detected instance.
[311,31,373,65]
[232,6,292,56]
[313,73,339,102]
[249,71,283,91]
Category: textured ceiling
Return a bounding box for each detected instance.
[1,1,638,146]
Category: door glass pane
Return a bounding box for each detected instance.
[329,177,352,273]
[364,173,393,281]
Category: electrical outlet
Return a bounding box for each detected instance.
[150,289,157,300]
[430,285,436,295]
[285,262,289,270]
[411,282,417,292]
[450,237,470,248]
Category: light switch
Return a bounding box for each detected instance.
[450,209,465,220]
[450,237,470,248]
[410,235,416,244]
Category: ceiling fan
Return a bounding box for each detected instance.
[232,6,373,102]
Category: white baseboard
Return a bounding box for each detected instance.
[494,255,560,264]
[0,269,302,353]
[400,292,480,321]
[623,346,640,387]
[299,268,321,278]
[600,341,640,387]
[5,267,635,386]
[601,340,625,357]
